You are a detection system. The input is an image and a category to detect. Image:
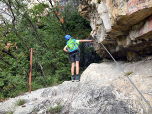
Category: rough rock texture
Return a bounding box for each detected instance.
[78,0,152,61]
[57,0,79,7]
[0,57,152,114]
[28,0,79,8]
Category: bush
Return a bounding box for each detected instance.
[16,99,26,106]
[125,71,133,76]
[48,102,62,114]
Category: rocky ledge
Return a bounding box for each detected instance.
[0,57,152,114]
[79,0,152,61]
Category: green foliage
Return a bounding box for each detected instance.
[16,99,26,106]
[64,5,91,39]
[49,102,62,114]
[125,71,133,76]
[29,3,49,22]
[5,110,14,114]
[79,43,102,71]
[97,0,101,4]
[0,0,96,100]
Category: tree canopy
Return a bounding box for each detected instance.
[0,0,101,100]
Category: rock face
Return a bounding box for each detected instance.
[78,0,152,61]
[0,58,152,114]
[28,0,79,8]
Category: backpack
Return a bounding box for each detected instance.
[67,39,79,52]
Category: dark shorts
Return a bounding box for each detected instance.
[69,50,80,63]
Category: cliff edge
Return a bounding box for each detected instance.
[0,57,152,114]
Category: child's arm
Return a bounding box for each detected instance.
[79,40,93,43]
[63,46,69,53]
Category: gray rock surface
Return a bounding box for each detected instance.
[0,58,152,114]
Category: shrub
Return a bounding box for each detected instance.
[6,111,14,114]
[125,71,133,76]
[16,99,26,106]
[48,102,62,114]
[98,0,101,4]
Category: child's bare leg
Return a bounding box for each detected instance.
[71,62,75,75]
[76,61,80,81]
[76,61,79,75]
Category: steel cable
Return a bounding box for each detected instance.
[94,35,152,110]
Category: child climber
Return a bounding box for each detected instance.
[63,35,93,82]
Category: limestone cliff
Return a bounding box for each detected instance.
[0,58,152,114]
[78,0,152,61]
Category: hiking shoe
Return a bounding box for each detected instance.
[71,76,75,82]
[76,75,80,82]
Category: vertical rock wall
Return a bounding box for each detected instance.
[79,0,152,60]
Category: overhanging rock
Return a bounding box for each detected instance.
[79,0,152,61]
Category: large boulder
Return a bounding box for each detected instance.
[78,0,152,61]
[0,58,152,114]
